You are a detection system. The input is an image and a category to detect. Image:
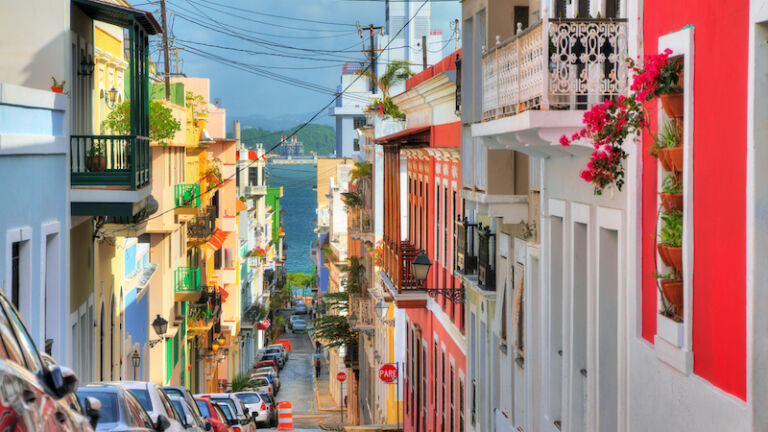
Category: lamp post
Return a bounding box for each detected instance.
[106,86,118,109]
[412,250,465,303]
[148,314,169,384]
[375,299,395,327]
[348,312,359,328]
[131,351,141,380]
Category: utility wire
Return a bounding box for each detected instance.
[107,0,432,235]
[189,0,359,27]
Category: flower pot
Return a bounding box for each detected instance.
[667,246,683,272]
[657,147,683,172]
[660,279,684,318]
[51,86,64,94]
[659,193,683,211]
[657,244,673,267]
[86,155,106,172]
[660,93,684,118]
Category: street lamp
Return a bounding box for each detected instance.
[212,343,220,353]
[106,86,118,109]
[375,300,388,319]
[147,315,168,348]
[131,351,141,380]
[218,336,226,346]
[348,312,359,328]
[412,250,432,282]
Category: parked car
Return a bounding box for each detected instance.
[257,392,278,428]
[77,384,168,431]
[213,403,240,431]
[168,395,208,431]
[164,386,204,419]
[0,290,96,431]
[261,346,285,363]
[194,398,230,432]
[267,344,289,362]
[42,352,101,431]
[291,319,307,332]
[234,392,269,428]
[114,381,185,432]
[252,369,280,392]
[260,352,284,369]
[295,303,307,314]
[254,360,279,375]
[288,315,303,329]
[196,394,253,432]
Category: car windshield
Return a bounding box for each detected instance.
[216,403,234,421]
[164,388,184,398]
[170,399,186,422]
[236,393,261,404]
[196,400,210,417]
[258,393,272,404]
[77,391,119,423]
[128,389,152,412]
[211,398,237,416]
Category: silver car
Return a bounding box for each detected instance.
[234,392,270,427]
[291,318,307,332]
[112,381,186,432]
[168,395,209,431]
[252,369,280,392]
[76,384,170,431]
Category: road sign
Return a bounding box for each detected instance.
[337,372,347,382]
[379,364,398,383]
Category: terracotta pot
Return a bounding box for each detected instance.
[656,148,674,171]
[656,244,672,267]
[660,193,683,211]
[660,93,684,118]
[657,147,684,172]
[660,279,684,318]
[51,86,64,94]
[86,155,106,172]
[667,246,683,272]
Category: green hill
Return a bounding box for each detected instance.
[238,123,335,156]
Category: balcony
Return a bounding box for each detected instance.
[477,224,496,291]
[481,18,628,121]
[175,266,201,302]
[187,211,216,244]
[244,185,267,197]
[455,217,477,276]
[174,184,201,217]
[349,208,373,241]
[70,135,152,217]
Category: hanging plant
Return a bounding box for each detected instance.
[560,49,682,195]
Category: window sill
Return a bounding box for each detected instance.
[654,334,692,375]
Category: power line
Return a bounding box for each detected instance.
[191,0,359,27]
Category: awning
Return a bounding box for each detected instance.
[374,125,430,146]
[72,0,162,34]
[236,199,247,213]
[206,229,229,251]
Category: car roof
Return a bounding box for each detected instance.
[106,381,152,390]
[77,384,124,393]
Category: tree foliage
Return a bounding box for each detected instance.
[239,124,335,156]
[103,100,181,146]
[342,256,366,296]
[341,192,364,209]
[350,162,372,184]
[359,59,413,97]
[230,372,257,392]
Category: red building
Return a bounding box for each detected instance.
[376,52,466,432]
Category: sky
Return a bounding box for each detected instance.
[138,0,461,124]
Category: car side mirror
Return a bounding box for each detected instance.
[155,414,171,431]
[85,396,101,429]
[204,421,213,431]
[48,365,78,398]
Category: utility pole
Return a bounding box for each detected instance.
[422,35,427,70]
[359,24,383,93]
[454,19,460,51]
[159,0,171,101]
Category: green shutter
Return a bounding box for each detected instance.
[173,333,179,365]
[165,338,172,383]
[181,349,186,386]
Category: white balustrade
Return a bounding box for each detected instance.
[481,18,628,121]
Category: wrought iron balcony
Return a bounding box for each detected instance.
[481,18,628,122]
[70,135,151,189]
[478,224,496,291]
[187,212,215,242]
[399,241,422,292]
[349,208,373,240]
[455,216,477,276]
[174,266,201,302]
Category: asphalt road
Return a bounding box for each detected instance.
[257,311,340,431]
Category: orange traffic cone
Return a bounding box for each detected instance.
[277,401,294,430]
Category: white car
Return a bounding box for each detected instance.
[168,395,207,431]
[196,393,254,431]
[253,369,280,392]
[292,319,307,332]
[267,343,289,362]
[112,381,186,432]
[234,392,270,427]
[295,303,308,314]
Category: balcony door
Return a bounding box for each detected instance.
[70,34,93,135]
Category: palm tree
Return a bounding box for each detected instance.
[230,372,255,392]
[359,60,413,97]
[350,162,372,184]
[343,256,366,296]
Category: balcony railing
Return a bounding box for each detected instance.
[175,266,201,301]
[70,135,151,189]
[175,184,201,208]
[244,185,267,196]
[456,216,477,276]
[399,241,422,291]
[477,225,496,291]
[187,212,215,240]
[481,18,628,121]
[349,208,373,238]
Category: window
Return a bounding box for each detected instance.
[433,342,438,407]
[79,392,119,423]
[422,343,427,414]
[459,379,465,432]
[353,117,366,129]
[441,351,446,428]
[249,167,258,186]
[450,366,455,432]
[11,242,19,309]
[471,379,477,426]
[444,187,449,269]
[353,138,360,151]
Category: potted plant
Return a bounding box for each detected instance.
[658,208,683,272]
[659,174,683,211]
[86,140,106,172]
[651,120,683,172]
[657,270,683,319]
[51,77,66,94]
[656,57,684,118]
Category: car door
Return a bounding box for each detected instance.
[125,390,156,431]
[0,294,74,431]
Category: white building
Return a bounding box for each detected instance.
[330,64,371,158]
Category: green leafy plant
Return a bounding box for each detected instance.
[310,293,356,348]
[367,96,405,120]
[650,120,680,158]
[659,209,683,247]
[321,243,337,262]
[350,162,372,183]
[187,306,208,323]
[230,372,256,392]
[342,256,366,296]
[660,174,682,194]
[186,91,208,117]
[103,100,181,146]
[203,157,223,190]
[358,59,412,97]
[341,191,364,209]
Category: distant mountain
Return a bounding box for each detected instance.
[239,123,336,156]
[231,111,335,130]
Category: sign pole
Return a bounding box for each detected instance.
[340,379,344,425]
[396,362,401,432]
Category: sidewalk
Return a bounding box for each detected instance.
[310,336,345,413]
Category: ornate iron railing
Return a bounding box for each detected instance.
[455,216,477,276]
[399,241,422,291]
[187,211,215,240]
[481,18,628,121]
[70,135,151,189]
[175,184,201,208]
[175,266,201,294]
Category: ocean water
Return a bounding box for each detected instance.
[266,164,317,274]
